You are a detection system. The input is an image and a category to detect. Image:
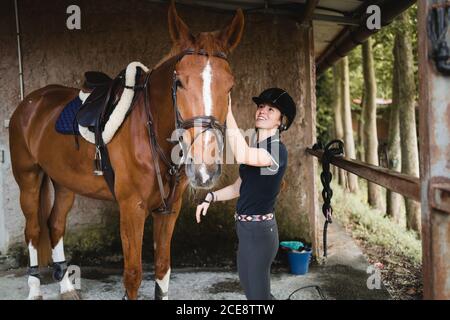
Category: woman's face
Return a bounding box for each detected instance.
[255,103,282,130]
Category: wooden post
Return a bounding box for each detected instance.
[303,23,321,260]
[418,0,450,299]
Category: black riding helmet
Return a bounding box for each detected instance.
[252,88,297,131]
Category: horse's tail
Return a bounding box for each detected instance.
[37,174,52,267]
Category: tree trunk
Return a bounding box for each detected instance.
[332,64,346,186]
[386,41,403,224]
[395,13,421,232]
[362,38,383,209]
[340,57,358,192]
[357,91,365,162]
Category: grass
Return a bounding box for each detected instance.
[327,178,423,299]
[330,179,422,264]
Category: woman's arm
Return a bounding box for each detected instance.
[210,177,241,202]
[226,104,274,167]
[196,177,241,223]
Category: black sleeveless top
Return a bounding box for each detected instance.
[236,135,288,215]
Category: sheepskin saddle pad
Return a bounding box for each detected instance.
[55,61,149,144]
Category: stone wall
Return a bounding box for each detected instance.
[0,0,318,265]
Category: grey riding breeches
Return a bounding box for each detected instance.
[236,218,279,300]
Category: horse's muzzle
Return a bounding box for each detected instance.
[185,161,221,189]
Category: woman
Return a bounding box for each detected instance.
[195,88,296,300]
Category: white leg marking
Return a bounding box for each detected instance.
[52,238,65,262]
[28,242,38,266]
[51,238,75,294]
[60,270,75,294]
[156,268,171,300]
[27,242,41,299]
[27,275,42,300]
[202,60,213,116]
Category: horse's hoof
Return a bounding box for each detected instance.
[60,290,81,300]
[27,295,43,300]
[122,292,129,300]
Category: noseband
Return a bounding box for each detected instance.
[142,49,229,214]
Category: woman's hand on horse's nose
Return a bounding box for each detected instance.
[196,203,210,223]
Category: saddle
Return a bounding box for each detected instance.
[75,69,143,197]
[77,71,124,130]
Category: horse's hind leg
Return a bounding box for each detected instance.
[153,199,182,300]
[47,182,79,300]
[16,168,52,300]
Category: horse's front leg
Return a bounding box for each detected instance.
[118,198,146,300]
[153,199,182,300]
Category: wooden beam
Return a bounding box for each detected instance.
[298,0,319,25]
[306,148,421,202]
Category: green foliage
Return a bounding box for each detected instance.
[316,69,334,143]
[331,180,422,265]
[348,48,364,103]
[316,4,419,137]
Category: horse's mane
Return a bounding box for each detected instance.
[153,31,227,69]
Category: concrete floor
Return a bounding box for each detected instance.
[0,222,391,300]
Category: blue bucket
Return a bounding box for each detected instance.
[287,249,312,275]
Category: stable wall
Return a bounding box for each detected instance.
[0,0,318,264]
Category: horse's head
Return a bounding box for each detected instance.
[167,3,244,189]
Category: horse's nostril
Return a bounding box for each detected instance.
[179,149,183,158]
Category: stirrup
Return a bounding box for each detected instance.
[93,146,103,176]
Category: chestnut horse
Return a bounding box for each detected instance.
[9,3,244,300]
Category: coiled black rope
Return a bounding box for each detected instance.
[427,0,450,75]
[313,140,344,257]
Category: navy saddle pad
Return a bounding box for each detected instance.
[55,96,83,135]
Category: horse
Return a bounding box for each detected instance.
[8,2,244,300]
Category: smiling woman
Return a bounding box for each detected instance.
[195,88,297,300]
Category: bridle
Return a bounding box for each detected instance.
[142,49,228,214]
[170,49,227,166]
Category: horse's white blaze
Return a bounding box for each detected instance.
[156,268,171,300]
[199,164,209,183]
[52,238,65,262]
[27,275,41,300]
[59,270,75,294]
[202,60,213,116]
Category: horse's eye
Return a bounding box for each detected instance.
[176,78,184,89]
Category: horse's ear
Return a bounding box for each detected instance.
[168,1,195,46]
[219,9,245,53]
